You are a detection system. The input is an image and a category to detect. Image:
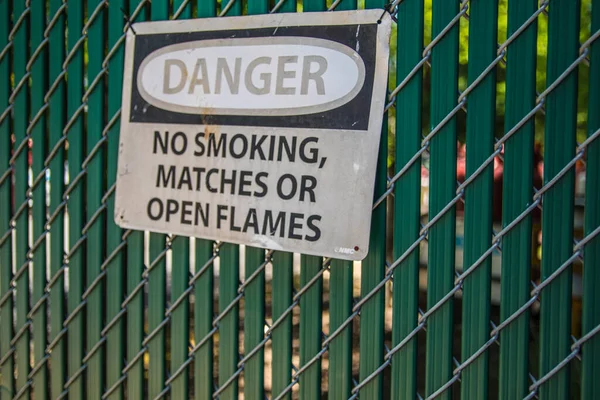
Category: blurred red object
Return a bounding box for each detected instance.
[454,142,545,223]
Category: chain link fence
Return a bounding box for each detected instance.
[0,0,599,399]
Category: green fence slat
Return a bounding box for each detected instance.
[357,107,387,397]
[125,0,147,396]
[303,0,325,11]
[426,0,458,397]
[243,1,268,398]
[391,0,423,398]
[193,6,216,400]
[299,256,323,400]
[327,0,357,398]
[327,9,357,398]
[29,1,49,399]
[169,2,192,399]
[356,0,387,398]
[86,0,107,398]
[0,2,14,399]
[357,132,387,400]
[333,0,356,8]
[47,0,67,396]
[248,0,268,14]
[221,0,241,16]
[12,0,31,396]
[169,3,192,398]
[271,252,293,400]
[148,231,167,399]
[461,0,498,398]
[148,235,167,396]
[173,0,192,18]
[582,1,600,397]
[328,259,353,400]
[198,0,217,17]
[219,242,240,400]
[240,0,268,384]
[498,0,537,398]
[126,231,144,400]
[169,4,192,400]
[105,1,126,399]
[216,1,242,398]
[299,1,325,399]
[147,2,169,398]
[66,0,86,397]
[274,0,296,12]
[243,244,266,400]
[539,0,579,397]
[267,3,295,399]
[124,10,146,399]
[194,239,214,400]
[170,235,190,400]
[268,6,297,399]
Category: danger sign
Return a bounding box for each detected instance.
[115,10,391,261]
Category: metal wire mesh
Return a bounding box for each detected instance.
[0,0,599,399]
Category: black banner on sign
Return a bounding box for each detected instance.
[129,24,377,131]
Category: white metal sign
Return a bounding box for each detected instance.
[115,10,392,261]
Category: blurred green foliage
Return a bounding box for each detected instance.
[386,0,593,167]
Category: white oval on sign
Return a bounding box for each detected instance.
[137,37,366,116]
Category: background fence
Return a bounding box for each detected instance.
[0,0,599,399]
